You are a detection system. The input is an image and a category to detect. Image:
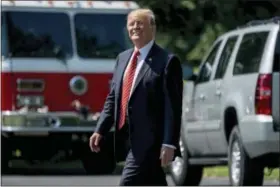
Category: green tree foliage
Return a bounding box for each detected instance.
[137,0,280,66]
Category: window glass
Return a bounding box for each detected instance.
[233,32,269,75]
[5,11,72,58]
[74,13,131,59]
[1,13,8,57]
[273,32,280,72]
[215,36,238,79]
[197,41,222,83]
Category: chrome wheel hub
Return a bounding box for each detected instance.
[171,138,185,176]
[231,141,241,185]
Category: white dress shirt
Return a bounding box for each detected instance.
[123,40,176,150]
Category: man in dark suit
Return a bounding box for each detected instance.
[89,8,183,186]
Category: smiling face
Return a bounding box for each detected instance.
[127,9,155,49]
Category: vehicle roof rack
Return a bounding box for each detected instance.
[237,16,280,29]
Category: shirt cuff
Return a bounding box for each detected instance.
[162,144,176,149]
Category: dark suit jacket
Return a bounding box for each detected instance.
[95,42,183,163]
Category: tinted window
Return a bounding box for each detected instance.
[215,36,238,79]
[273,32,280,72]
[5,11,72,58]
[74,13,131,59]
[233,32,269,75]
[197,41,222,83]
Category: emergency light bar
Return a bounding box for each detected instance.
[2,0,139,9]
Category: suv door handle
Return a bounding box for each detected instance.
[199,94,206,100]
[215,90,222,97]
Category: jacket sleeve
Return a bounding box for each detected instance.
[162,54,183,147]
[95,56,119,136]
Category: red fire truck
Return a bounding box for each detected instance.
[1,0,138,174]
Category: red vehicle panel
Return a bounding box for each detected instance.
[1,72,112,112]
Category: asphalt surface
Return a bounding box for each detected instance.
[5,175,279,186]
[1,160,279,186]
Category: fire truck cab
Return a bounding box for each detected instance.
[1,0,138,174]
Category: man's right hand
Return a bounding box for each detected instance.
[89,132,102,153]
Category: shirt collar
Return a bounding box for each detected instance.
[135,39,154,59]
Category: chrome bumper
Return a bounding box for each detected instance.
[2,126,95,132]
[1,111,99,133]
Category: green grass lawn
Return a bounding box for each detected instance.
[203,166,280,180]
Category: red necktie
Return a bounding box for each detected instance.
[118,50,140,130]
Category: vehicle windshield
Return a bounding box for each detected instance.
[2,11,132,59]
[1,12,8,57]
[74,13,132,59]
[3,11,73,58]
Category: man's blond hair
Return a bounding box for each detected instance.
[127,8,156,27]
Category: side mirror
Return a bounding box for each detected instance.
[187,74,198,82]
[182,64,195,81]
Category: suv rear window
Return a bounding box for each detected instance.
[3,11,73,58]
[74,13,131,59]
[233,31,269,75]
[273,32,280,72]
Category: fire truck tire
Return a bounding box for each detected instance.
[81,132,116,175]
[1,138,11,174]
[82,151,116,175]
[1,154,10,174]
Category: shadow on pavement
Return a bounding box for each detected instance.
[3,159,124,176]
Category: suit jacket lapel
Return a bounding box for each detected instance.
[130,43,159,97]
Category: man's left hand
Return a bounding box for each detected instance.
[160,146,175,167]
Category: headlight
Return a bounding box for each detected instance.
[17,95,44,107]
[2,115,26,127]
[2,115,47,127]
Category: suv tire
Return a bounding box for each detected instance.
[228,126,264,186]
[170,137,203,186]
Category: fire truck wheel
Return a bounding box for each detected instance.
[1,138,11,174]
[1,154,10,174]
[82,151,116,175]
